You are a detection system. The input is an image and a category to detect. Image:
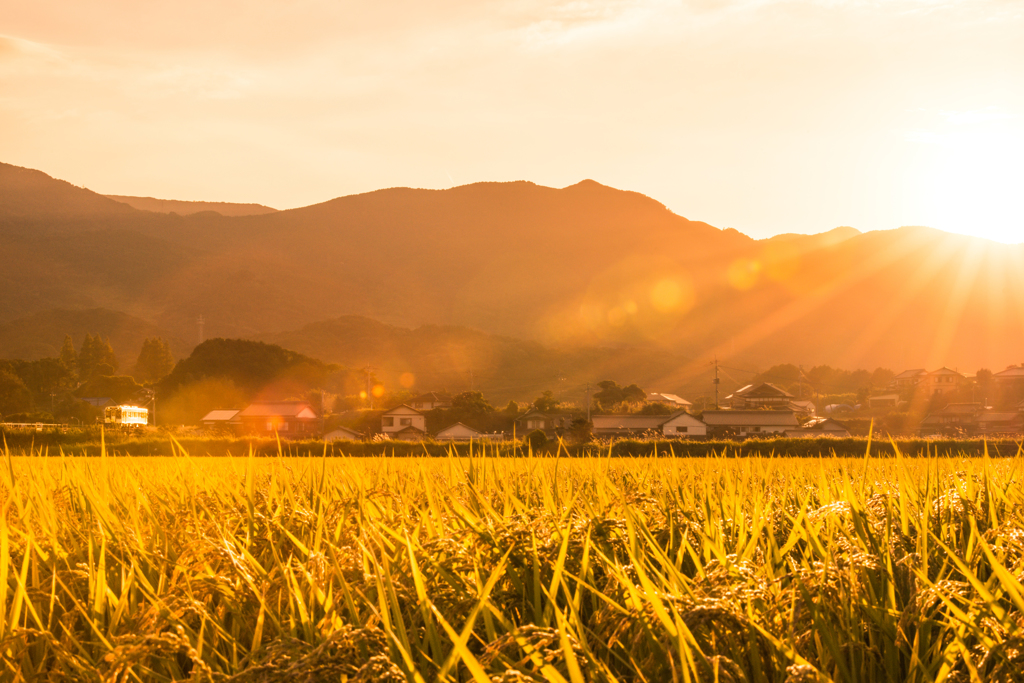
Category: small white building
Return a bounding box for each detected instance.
[646,393,692,409]
[868,394,900,409]
[381,405,426,436]
[408,392,453,411]
[435,422,483,441]
[201,409,241,428]
[324,426,363,442]
[660,411,707,438]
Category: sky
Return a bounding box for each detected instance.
[1,0,1022,243]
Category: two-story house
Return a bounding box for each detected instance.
[381,405,427,438]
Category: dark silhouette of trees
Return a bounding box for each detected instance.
[593,380,645,411]
[532,390,559,412]
[133,338,175,384]
[0,369,32,417]
[59,335,77,374]
[78,334,118,380]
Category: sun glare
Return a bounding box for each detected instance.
[909,113,1024,244]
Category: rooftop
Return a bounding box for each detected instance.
[701,410,799,426]
[592,415,668,430]
[238,402,318,418]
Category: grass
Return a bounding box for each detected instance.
[1,439,1024,681]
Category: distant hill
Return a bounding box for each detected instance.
[105,195,278,217]
[0,308,189,368]
[0,162,137,221]
[3,160,1024,386]
[263,315,700,404]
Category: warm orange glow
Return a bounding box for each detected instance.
[1,2,1020,244]
[727,259,761,291]
[371,384,385,398]
[399,372,415,388]
[650,277,695,314]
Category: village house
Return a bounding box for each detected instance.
[591,411,708,438]
[646,393,692,410]
[868,394,900,409]
[408,392,452,411]
[918,403,982,436]
[993,365,1024,384]
[380,405,426,436]
[890,369,927,390]
[919,368,964,397]
[237,401,319,437]
[592,415,667,437]
[975,412,1024,436]
[391,425,428,441]
[723,383,795,409]
[515,410,573,438]
[701,410,799,438]
[659,411,707,438]
[201,409,241,430]
[324,426,363,441]
[435,422,482,441]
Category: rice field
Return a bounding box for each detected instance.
[2,443,1024,682]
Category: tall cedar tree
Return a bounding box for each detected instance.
[59,335,77,374]
[78,335,118,380]
[134,338,175,384]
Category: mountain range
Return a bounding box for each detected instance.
[2,160,1022,401]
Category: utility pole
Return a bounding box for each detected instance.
[713,357,720,409]
[798,365,804,400]
[197,315,205,345]
[585,382,592,422]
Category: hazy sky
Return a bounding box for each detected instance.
[2,0,1022,242]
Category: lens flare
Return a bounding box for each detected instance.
[650,277,695,313]
[371,384,385,398]
[727,258,761,290]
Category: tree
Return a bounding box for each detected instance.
[593,380,646,411]
[59,335,77,374]
[76,375,144,404]
[450,391,493,415]
[504,400,520,416]
[0,369,32,417]
[639,402,671,415]
[159,377,248,425]
[78,334,118,380]
[133,338,175,384]
[533,390,559,413]
[593,381,624,410]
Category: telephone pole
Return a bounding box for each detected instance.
[197,315,205,345]
[713,357,720,409]
[585,382,592,422]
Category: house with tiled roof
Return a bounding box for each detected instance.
[381,405,425,436]
[237,401,319,437]
[723,383,795,409]
[701,410,798,438]
[408,392,453,411]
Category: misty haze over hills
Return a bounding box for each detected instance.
[2,160,1022,399]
